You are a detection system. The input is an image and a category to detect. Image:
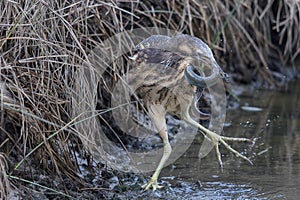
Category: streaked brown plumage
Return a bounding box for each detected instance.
[130,34,252,190]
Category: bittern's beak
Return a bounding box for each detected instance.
[184,58,230,88]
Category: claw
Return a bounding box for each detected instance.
[205,130,253,168]
[142,178,163,191]
[219,138,253,165]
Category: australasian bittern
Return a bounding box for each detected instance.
[130,34,252,190]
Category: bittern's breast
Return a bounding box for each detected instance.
[131,47,196,116]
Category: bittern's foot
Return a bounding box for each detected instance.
[142,178,163,191]
[204,129,253,169]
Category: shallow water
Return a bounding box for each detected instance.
[118,81,300,200]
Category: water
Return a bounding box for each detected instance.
[119,81,299,199]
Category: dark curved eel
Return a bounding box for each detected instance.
[184,64,220,88]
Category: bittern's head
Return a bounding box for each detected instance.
[136,34,229,88]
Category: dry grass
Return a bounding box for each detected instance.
[0,0,299,198]
[0,153,10,199]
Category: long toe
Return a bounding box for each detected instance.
[204,129,252,167]
[142,179,163,191]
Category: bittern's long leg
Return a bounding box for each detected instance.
[182,110,253,168]
[142,104,172,191]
